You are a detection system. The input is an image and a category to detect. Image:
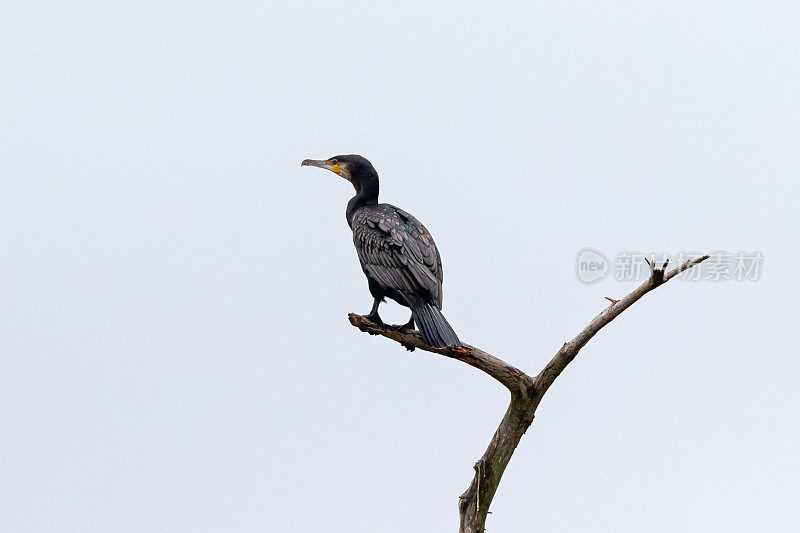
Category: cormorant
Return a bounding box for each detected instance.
[301,155,461,348]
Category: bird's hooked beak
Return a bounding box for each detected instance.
[301,158,343,177]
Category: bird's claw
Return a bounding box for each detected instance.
[363,312,386,332]
[387,317,415,333]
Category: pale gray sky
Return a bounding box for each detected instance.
[2,2,799,531]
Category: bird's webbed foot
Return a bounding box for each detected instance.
[363,311,385,333]
[387,316,415,332]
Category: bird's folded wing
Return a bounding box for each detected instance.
[353,207,442,304]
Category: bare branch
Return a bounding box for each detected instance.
[535,254,709,394]
[347,254,710,533]
[348,313,533,396]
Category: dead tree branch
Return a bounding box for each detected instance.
[348,254,709,532]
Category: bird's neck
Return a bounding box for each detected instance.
[346,181,379,228]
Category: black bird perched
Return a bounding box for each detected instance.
[301,154,461,348]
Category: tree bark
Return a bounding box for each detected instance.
[348,255,709,532]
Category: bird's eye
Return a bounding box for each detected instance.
[331,159,338,164]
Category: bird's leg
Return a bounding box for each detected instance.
[364,298,385,328]
[388,315,415,332]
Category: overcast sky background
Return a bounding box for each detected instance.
[2,2,799,531]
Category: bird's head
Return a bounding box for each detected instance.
[301,154,378,188]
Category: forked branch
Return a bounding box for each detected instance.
[348,254,709,533]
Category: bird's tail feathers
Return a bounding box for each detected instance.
[409,301,461,348]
